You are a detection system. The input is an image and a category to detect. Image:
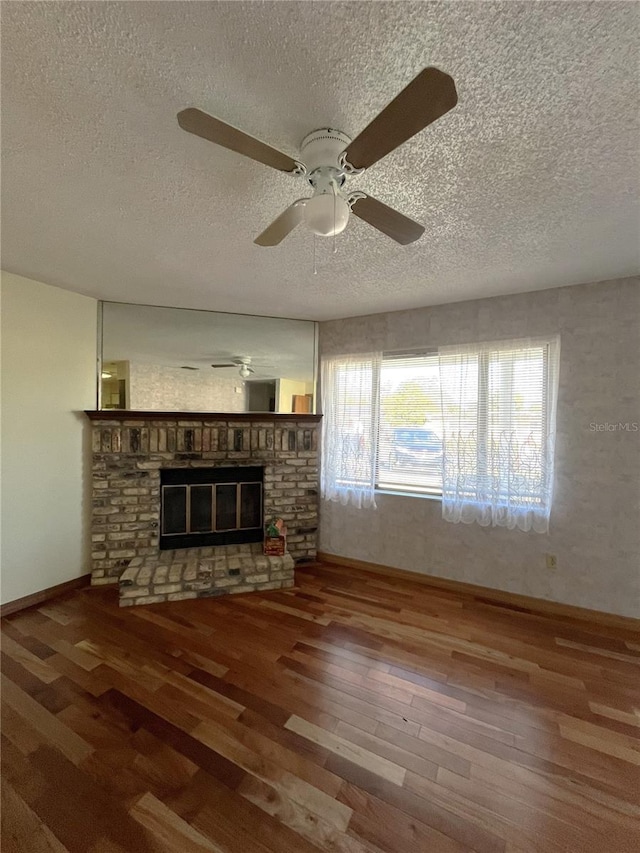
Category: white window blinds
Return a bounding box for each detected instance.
[438,336,560,532]
[376,352,443,495]
[319,337,560,533]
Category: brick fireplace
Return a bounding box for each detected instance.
[86,411,320,606]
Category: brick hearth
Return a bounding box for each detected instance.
[118,543,294,607]
[85,411,320,606]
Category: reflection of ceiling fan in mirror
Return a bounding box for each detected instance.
[177,67,457,246]
[210,356,256,379]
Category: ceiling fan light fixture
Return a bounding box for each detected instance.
[238,364,252,379]
[304,192,350,237]
[178,67,458,248]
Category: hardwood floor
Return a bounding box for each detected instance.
[2,560,639,853]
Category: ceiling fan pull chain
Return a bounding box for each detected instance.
[332,183,338,255]
[313,233,317,275]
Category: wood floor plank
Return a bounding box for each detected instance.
[194,716,354,831]
[327,752,506,853]
[129,791,225,852]
[237,774,376,853]
[333,719,439,781]
[285,714,407,786]
[588,701,640,728]
[1,621,57,660]
[4,739,156,852]
[466,763,640,851]
[101,688,248,789]
[2,562,639,852]
[0,674,93,766]
[409,768,568,853]
[171,768,309,853]
[368,666,468,711]
[558,717,640,765]
[1,701,46,757]
[1,778,70,853]
[339,780,469,853]
[416,706,640,802]
[374,721,471,777]
[0,633,61,684]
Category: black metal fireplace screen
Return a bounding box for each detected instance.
[160,466,263,550]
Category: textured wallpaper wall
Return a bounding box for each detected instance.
[128,363,246,412]
[319,277,640,618]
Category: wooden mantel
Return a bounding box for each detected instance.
[84,410,322,422]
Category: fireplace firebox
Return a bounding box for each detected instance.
[160,466,263,550]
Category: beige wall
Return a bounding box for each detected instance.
[319,277,640,618]
[128,362,246,412]
[1,272,97,604]
[276,378,308,413]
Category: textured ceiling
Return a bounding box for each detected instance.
[2,1,638,321]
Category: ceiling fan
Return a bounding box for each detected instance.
[177,67,457,247]
[210,356,255,379]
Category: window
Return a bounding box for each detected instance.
[321,337,559,532]
[438,337,560,531]
[377,352,443,496]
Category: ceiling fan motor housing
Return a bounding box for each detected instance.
[300,128,352,176]
[299,129,352,236]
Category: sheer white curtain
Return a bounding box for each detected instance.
[438,336,560,533]
[321,353,381,509]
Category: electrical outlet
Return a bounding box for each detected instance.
[545,553,557,570]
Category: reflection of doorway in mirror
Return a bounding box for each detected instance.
[292,394,313,414]
[276,378,314,414]
[247,381,276,412]
[101,360,129,409]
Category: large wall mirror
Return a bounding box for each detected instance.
[99,302,318,414]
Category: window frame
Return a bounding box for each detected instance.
[373,340,556,502]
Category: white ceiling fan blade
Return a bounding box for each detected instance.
[254,199,307,247]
